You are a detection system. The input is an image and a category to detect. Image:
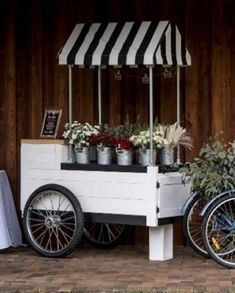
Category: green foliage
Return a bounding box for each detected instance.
[180,133,235,197]
[113,115,149,139]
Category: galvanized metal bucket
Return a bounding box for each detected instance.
[116,148,133,166]
[139,149,156,166]
[75,147,90,164]
[160,147,174,165]
[97,146,112,165]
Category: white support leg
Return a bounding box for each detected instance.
[149,224,173,261]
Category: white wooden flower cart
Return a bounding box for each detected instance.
[21,20,191,260]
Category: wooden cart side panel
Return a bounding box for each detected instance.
[157,173,191,218]
[21,174,156,225]
[21,143,158,226]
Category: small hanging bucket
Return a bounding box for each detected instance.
[139,149,156,166]
[97,146,112,165]
[75,147,90,164]
[160,147,174,165]
[116,148,133,166]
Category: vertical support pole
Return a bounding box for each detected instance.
[68,65,73,162]
[149,66,154,165]
[98,67,102,125]
[68,65,73,126]
[176,66,180,164]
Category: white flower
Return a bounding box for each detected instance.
[71,133,77,140]
[129,136,135,142]
[136,138,142,144]
[63,121,100,148]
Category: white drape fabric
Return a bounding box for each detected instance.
[0,170,23,249]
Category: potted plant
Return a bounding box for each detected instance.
[113,138,134,166]
[89,127,115,165]
[129,127,166,166]
[180,133,235,198]
[112,119,135,166]
[63,121,99,164]
[157,123,193,165]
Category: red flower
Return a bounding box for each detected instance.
[89,131,115,147]
[114,138,134,150]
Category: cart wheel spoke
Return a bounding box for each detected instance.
[84,223,127,249]
[105,224,116,241]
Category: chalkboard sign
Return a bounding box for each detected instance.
[40,109,62,138]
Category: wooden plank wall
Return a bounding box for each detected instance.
[0,0,235,243]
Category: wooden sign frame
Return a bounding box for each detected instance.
[40,109,62,138]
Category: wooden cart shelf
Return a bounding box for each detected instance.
[61,162,147,173]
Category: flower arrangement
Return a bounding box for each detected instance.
[129,128,166,149]
[89,129,115,148]
[157,123,193,150]
[62,119,194,166]
[63,121,100,150]
[112,117,135,150]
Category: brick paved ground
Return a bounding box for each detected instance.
[0,244,235,293]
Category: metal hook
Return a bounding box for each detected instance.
[163,68,172,78]
[115,70,122,81]
[142,73,149,84]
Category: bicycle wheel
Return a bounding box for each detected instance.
[84,223,127,249]
[23,184,84,257]
[183,192,209,258]
[202,192,235,268]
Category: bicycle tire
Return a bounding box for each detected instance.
[183,192,209,258]
[202,192,235,268]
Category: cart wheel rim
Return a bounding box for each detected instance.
[26,190,77,254]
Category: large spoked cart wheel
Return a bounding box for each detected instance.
[84,223,127,249]
[183,192,209,258]
[202,191,235,268]
[23,184,84,257]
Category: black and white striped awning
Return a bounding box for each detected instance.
[58,21,191,67]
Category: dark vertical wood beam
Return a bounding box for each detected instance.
[4,0,17,206]
[54,0,70,134]
[185,0,212,161]
[211,0,233,141]
[29,0,43,138]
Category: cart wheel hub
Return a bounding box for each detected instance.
[45,216,61,228]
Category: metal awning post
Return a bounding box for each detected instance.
[98,67,102,125]
[176,66,180,164]
[149,66,154,166]
[68,65,73,162]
